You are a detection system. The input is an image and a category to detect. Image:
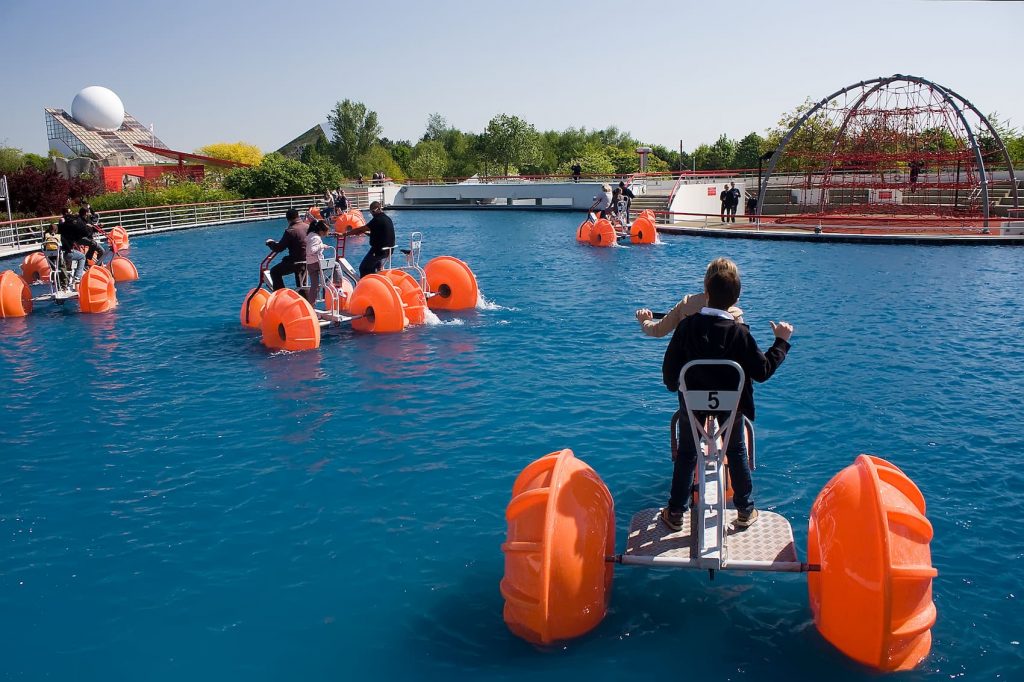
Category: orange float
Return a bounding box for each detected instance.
[629,216,657,244]
[808,455,937,671]
[637,209,656,223]
[78,266,117,314]
[333,210,365,232]
[382,269,428,325]
[240,287,272,328]
[348,273,407,333]
[108,256,139,282]
[575,220,593,243]
[424,256,478,310]
[260,288,321,351]
[501,449,615,645]
[0,270,32,318]
[21,252,50,283]
[108,225,130,251]
[589,218,618,247]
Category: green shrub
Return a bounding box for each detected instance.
[88,179,240,211]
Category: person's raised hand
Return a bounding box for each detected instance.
[770,320,794,342]
[635,308,653,322]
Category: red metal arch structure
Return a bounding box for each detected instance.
[756,74,1019,228]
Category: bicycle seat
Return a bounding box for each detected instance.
[400,249,411,255]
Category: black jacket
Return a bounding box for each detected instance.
[662,312,790,420]
[269,220,308,261]
[365,213,395,255]
[58,216,91,251]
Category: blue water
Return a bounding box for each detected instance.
[1,212,1022,680]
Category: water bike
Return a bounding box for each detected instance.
[575,207,657,247]
[240,229,479,352]
[0,225,138,318]
[500,359,937,672]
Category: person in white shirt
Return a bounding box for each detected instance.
[304,220,329,306]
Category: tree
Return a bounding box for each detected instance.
[356,145,405,182]
[408,140,448,179]
[483,114,540,176]
[0,145,25,174]
[422,113,449,142]
[380,138,414,172]
[7,167,101,216]
[556,144,614,176]
[223,153,317,198]
[195,141,263,166]
[733,132,765,169]
[328,100,382,175]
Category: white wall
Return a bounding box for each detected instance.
[668,181,746,219]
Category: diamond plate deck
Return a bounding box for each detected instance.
[623,508,799,568]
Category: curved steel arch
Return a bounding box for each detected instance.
[755,74,1018,227]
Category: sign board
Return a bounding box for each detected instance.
[0,175,8,200]
[707,186,717,196]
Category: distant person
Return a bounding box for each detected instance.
[635,258,746,336]
[659,257,793,531]
[343,201,395,277]
[909,160,924,193]
[746,195,757,223]
[75,207,103,262]
[619,181,635,222]
[571,162,582,183]
[321,190,335,221]
[57,212,94,282]
[304,219,330,307]
[336,188,348,212]
[265,208,309,291]
[727,182,741,223]
[720,185,730,222]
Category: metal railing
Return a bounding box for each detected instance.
[0,187,385,258]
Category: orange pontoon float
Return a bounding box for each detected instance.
[575,208,658,247]
[1,224,137,318]
[501,359,936,672]
[241,229,479,351]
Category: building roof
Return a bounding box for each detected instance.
[44,108,171,164]
[275,123,330,159]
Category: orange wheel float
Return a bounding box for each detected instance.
[575,220,593,243]
[629,216,657,244]
[424,256,478,310]
[78,266,117,314]
[108,225,130,251]
[0,270,32,318]
[20,252,50,283]
[808,455,937,671]
[382,269,428,325]
[260,288,321,351]
[501,449,615,645]
[638,209,656,223]
[589,219,618,247]
[348,273,406,333]
[240,287,272,328]
[333,210,365,232]
[108,256,139,282]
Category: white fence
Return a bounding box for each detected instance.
[0,188,385,259]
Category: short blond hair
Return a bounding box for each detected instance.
[704,258,741,309]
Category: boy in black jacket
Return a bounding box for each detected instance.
[660,258,793,530]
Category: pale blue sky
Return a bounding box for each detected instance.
[3,0,1022,155]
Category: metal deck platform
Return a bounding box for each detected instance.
[621,507,803,572]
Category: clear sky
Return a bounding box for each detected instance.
[3,0,1022,155]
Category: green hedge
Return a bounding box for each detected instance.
[88,181,240,211]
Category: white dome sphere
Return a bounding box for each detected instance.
[71,86,125,131]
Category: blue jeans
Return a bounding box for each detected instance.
[669,410,754,514]
[66,250,86,280]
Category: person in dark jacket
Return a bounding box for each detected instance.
[344,201,395,277]
[59,208,104,270]
[660,257,793,531]
[719,186,729,222]
[266,208,309,290]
